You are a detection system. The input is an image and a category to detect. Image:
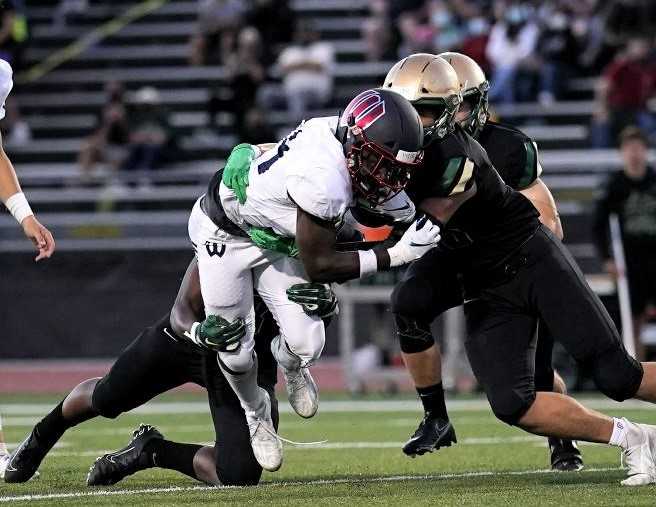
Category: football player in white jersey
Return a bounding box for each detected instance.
[0,59,55,479]
[187,88,440,471]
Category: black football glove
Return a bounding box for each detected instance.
[287,283,339,319]
[190,315,245,352]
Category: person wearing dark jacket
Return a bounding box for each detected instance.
[593,126,656,360]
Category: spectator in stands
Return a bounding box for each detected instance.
[593,126,656,361]
[535,5,580,104]
[428,0,465,54]
[78,81,129,179]
[189,0,245,66]
[276,20,335,122]
[246,0,295,63]
[460,14,491,73]
[2,98,31,147]
[591,37,656,148]
[0,0,28,70]
[486,1,540,103]
[122,87,172,175]
[396,10,433,57]
[362,0,396,62]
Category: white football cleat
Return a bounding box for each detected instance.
[619,419,656,486]
[283,366,318,418]
[246,389,282,472]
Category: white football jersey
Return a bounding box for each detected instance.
[0,59,12,121]
[220,116,353,238]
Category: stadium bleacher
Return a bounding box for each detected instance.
[1,0,651,277]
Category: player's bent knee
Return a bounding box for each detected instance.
[282,320,325,367]
[395,313,435,354]
[591,346,643,401]
[391,277,434,320]
[487,389,536,426]
[90,380,124,419]
[218,348,255,374]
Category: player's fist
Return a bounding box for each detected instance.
[21,216,55,262]
[191,315,245,352]
[387,214,441,267]
[287,282,339,319]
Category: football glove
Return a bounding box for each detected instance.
[287,283,339,319]
[387,214,441,267]
[189,315,245,352]
[248,227,299,257]
[222,143,257,204]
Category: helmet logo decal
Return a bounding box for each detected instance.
[340,90,386,131]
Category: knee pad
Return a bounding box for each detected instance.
[487,387,536,426]
[395,313,435,354]
[591,345,643,401]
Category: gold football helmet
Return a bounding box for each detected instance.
[438,52,490,136]
[383,53,462,141]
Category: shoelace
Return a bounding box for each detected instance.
[286,370,308,394]
[248,418,326,446]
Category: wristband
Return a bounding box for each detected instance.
[358,249,378,278]
[5,192,34,224]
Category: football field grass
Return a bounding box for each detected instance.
[2,393,656,506]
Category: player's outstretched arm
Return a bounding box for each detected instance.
[0,135,55,261]
[296,208,441,284]
[170,257,205,337]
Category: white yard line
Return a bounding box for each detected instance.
[1,398,653,416]
[0,467,625,503]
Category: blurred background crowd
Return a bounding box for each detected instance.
[1,0,655,395]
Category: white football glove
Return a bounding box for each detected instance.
[387,214,441,267]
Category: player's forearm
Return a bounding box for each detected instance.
[519,179,563,240]
[170,258,205,337]
[0,146,22,203]
[301,249,368,284]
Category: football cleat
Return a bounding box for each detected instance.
[402,413,457,457]
[4,429,50,483]
[282,366,318,419]
[247,388,283,472]
[619,419,656,486]
[549,437,584,471]
[87,424,163,486]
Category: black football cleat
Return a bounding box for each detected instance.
[549,437,584,471]
[4,429,52,483]
[87,424,163,486]
[402,413,457,457]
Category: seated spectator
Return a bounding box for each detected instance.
[428,0,465,54]
[362,0,396,62]
[593,126,656,361]
[397,10,434,57]
[1,98,31,147]
[486,1,540,103]
[246,0,294,63]
[460,15,491,73]
[189,0,245,66]
[535,6,580,104]
[122,87,172,175]
[591,37,656,148]
[78,81,129,179]
[277,21,335,122]
[0,0,28,70]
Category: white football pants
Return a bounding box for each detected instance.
[188,198,325,374]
